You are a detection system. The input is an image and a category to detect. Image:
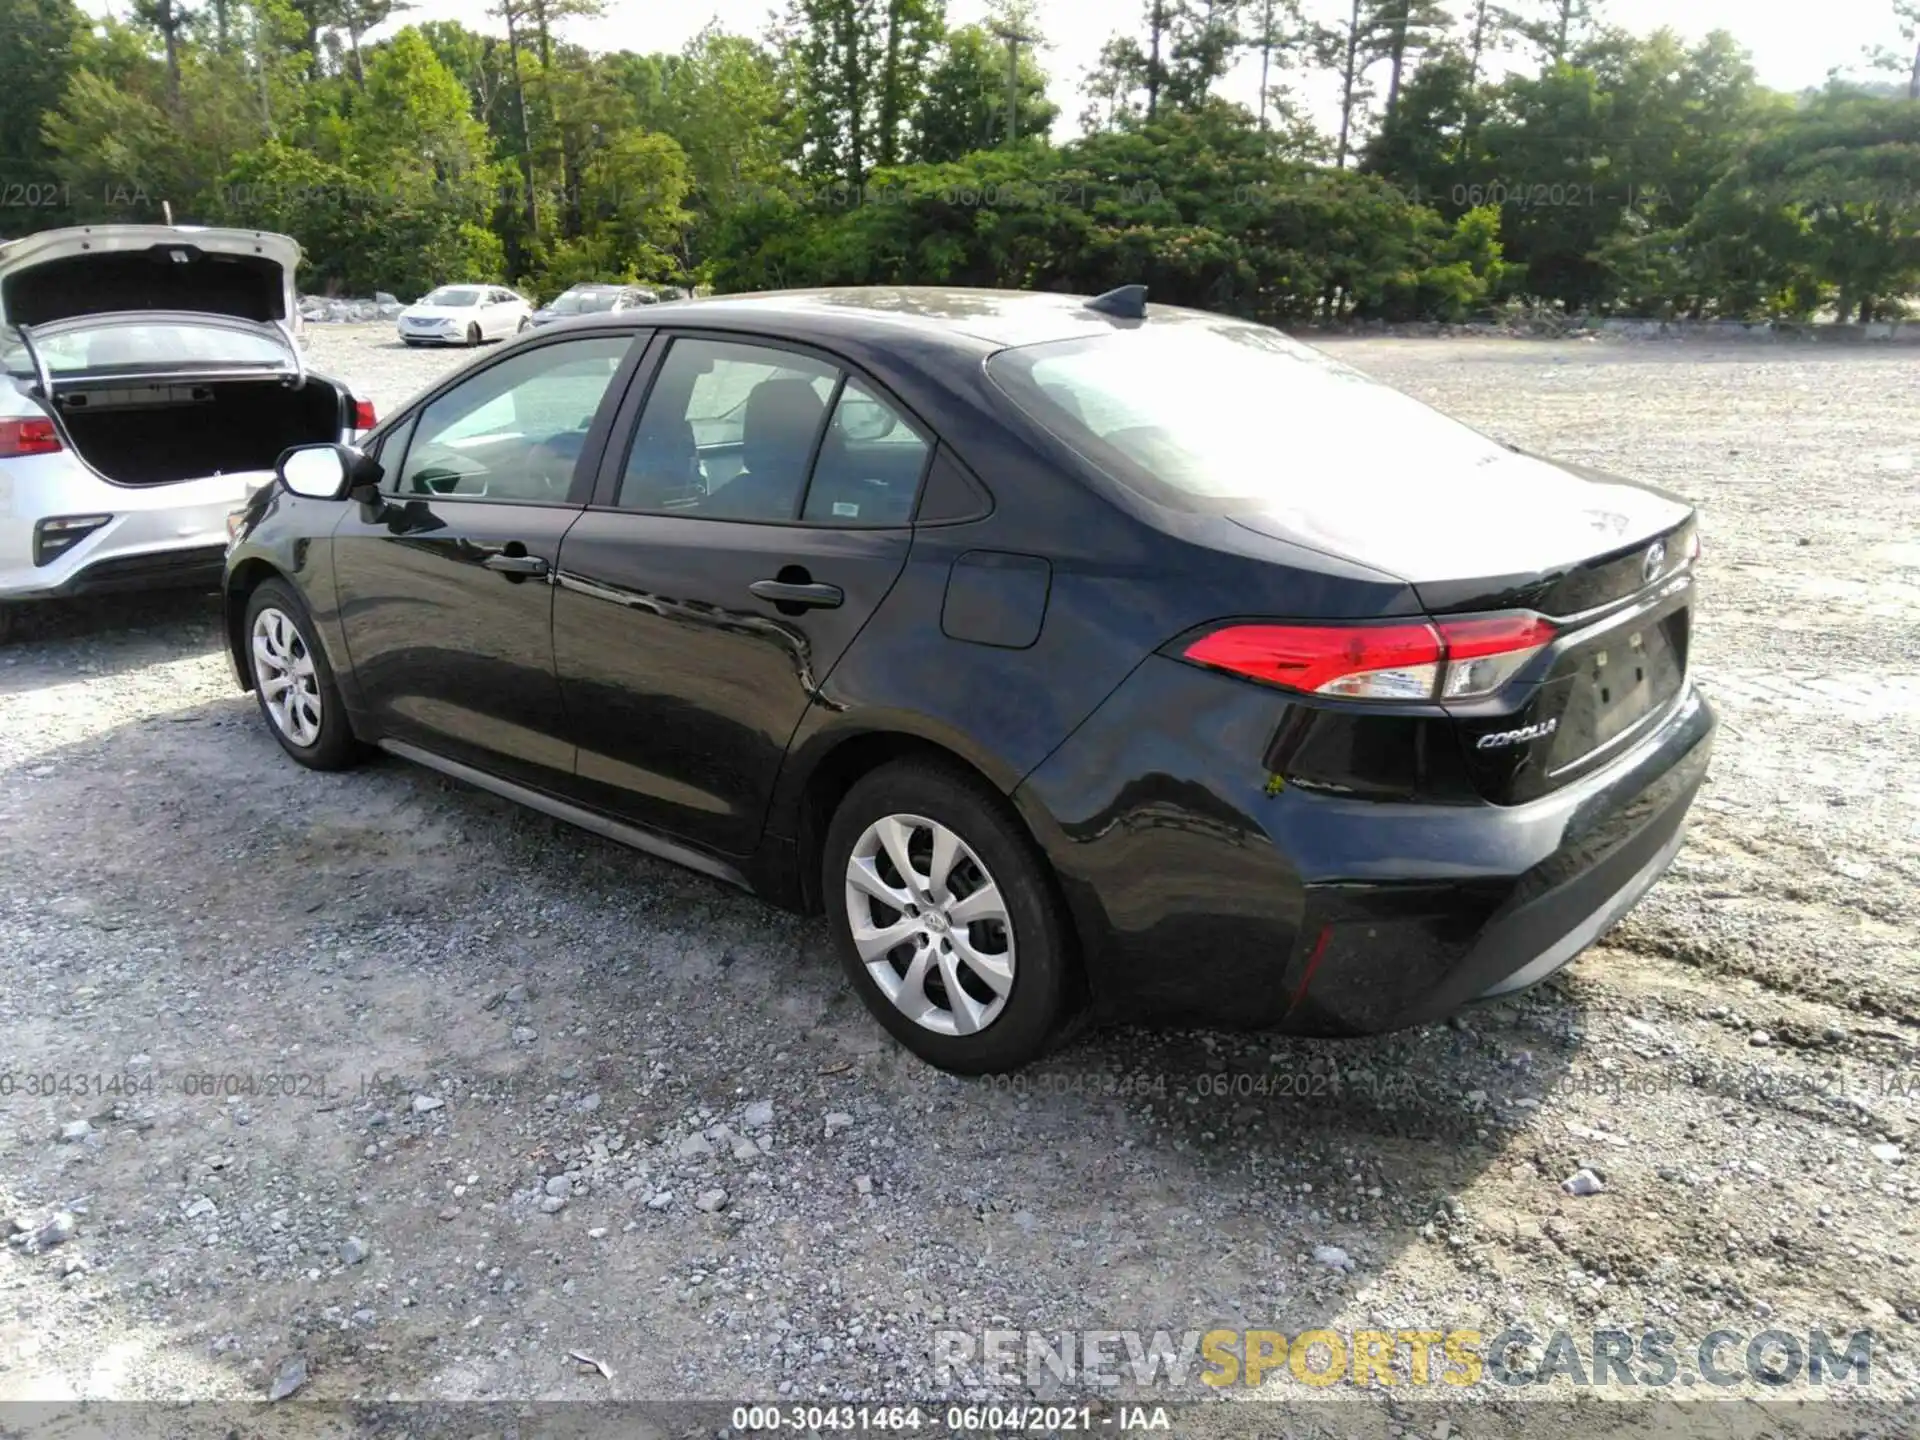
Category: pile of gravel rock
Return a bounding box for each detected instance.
[298,293,405,323]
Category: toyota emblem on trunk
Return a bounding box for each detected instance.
[1642,540,1667,584]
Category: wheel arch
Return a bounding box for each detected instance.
[780,724,1090,1011]
[223,557,286,692]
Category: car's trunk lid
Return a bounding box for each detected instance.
[1226,445,1690,612]
[0,225,301,329]
[1227,450,1697,805]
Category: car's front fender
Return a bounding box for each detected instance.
[222,493,363,718]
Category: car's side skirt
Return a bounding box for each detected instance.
[377,739,751,891]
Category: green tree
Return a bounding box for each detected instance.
[1081,34,1150,131]
[1458,0,1519,83]
[665,29,796,196]
[0,0,85,210]
[787,0,877,184]
[1514,0,1602,67]
[1862,0,1920,100]
[417,20,515,130]
[216,140,378,290]
[1362,47,1480,207]
[876,0,944,166]
[1163,0,1243,111]
[786,0,944,185]
[1691,87,1920,322]
[1244,0,1313,132]
[1313,0,1383,167]
[127,0,191,113]
[344,27,502,285]
[41,69,190,217]
[1374,0,1453,120]
[914,22,1055,159]
[42,1,306,221]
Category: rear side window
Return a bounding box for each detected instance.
[801,380,930,526]
[618,336,930,526]
[619,338,836,519]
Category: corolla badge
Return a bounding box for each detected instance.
[1476,718,1558,751]
[1642,540,1667,584]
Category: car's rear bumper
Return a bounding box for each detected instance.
[0,454,261,603]
[1012,655,1715,1035]
[1280,686,1711,1034]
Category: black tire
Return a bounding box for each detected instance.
[466,323,482,346]
[0,604,15,646]
[243,579,364,771]
[822,760,1077,1074]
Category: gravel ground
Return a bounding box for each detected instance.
[0,327,1916,1425]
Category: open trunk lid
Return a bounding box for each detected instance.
[0,226,301,330]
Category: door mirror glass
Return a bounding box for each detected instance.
[279,444,351,500]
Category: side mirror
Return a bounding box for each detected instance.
[278,443,379,501]
[839,399,897,442]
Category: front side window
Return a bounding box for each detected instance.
[619,337,837,520]
[395,335,631,503]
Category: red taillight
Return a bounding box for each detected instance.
[1183,621,1444,700]
[1433,613,1557,699]
[1686,530,1701,563]
[352,398,377,430]
[1183,611,1556,703]
[0,417,62,458]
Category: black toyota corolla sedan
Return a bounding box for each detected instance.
[223,285,1714,1074]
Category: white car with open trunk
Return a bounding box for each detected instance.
[0,224,373,639]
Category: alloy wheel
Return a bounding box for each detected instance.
[251,607,323,748]
[844,813,1015,1036]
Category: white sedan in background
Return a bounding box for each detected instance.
[396,285,532,347]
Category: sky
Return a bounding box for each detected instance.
[85,0,1909,138]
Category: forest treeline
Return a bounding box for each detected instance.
[2,0,1917,322]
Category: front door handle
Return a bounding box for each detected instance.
[749,578,843,610]
[484,552,549,577]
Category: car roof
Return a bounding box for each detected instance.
[583,286,1175,351]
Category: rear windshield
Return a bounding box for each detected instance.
[423,287,483,307]
[2,320,288,376]
[985,322,1513,509]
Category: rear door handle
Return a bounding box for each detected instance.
[484,553,549,577]
[749,579,843,609]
